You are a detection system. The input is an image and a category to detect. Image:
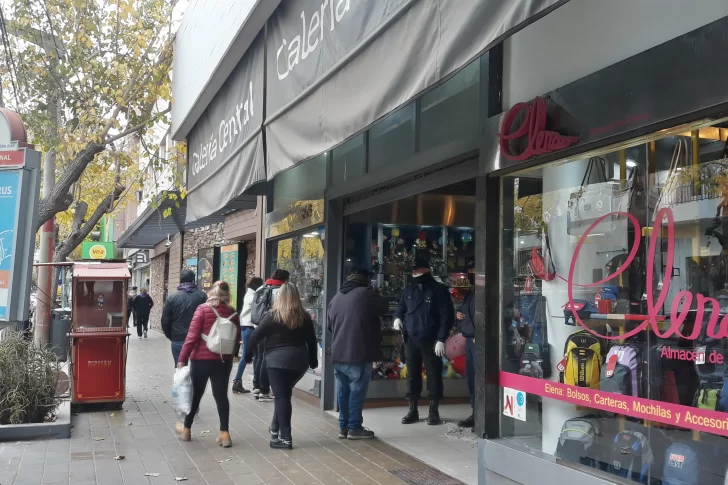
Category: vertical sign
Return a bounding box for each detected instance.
[197,248,216,291]
[0,170,21,319]
[220,244,239,309]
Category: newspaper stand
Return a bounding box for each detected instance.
[69,263,130,407]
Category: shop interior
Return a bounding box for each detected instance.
[500,121,728,485]
[338,179,478,484]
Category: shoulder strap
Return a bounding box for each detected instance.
[210,307,221,319]
[228,312,238,319]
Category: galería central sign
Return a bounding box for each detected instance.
[498,97,579,161]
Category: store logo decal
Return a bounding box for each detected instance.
[498,97,578,161]
[502,387,526,421]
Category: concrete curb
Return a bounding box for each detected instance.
[0,399,71,441]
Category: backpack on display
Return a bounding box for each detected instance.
[554,416,602,469]
[250,286,274,325]
[600,345,640,396]
[202,308,238,357]
[693,381,722,411]
[560,330,605,389]
[529,296,552,378]
[662,442,699,485]
[607,430,653,484]
[519,343,545,381]
[645,343,680,404]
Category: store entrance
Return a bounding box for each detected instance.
[339,178,477,484]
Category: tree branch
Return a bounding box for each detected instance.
[104,105,170,145]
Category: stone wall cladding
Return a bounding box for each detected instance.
[149,253,168,331]
[182,224,227,272]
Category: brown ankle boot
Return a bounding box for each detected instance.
[216,431,232,448]
[175,422,191,441]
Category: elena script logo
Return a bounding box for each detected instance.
[568,207,728,341]
[498,97,579,161]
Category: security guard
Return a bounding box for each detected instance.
[393,259,454,425]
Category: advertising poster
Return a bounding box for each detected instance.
[197,248,216,292]
[220,244,239,310]
[0,170,19,319]
[81,241,114,260]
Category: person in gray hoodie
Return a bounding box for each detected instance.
[162,269,207,365]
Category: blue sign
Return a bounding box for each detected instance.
[516,392,525,407]
[0,171,21,319]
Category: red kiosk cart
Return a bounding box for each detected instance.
[69,262,130,407]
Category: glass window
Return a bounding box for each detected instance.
[498,121,728,485]
[272,154,326,211]
[368,103,415,171]
[420,60,481,151]
[331,134,365,185]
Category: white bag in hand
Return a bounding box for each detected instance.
[171,366,193,416]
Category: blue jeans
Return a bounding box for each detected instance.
[465,337,476,409]
[171,340,184,367]
[335,363,372,430]
[234,327,254,380]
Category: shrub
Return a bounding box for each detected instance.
[0,331,60,425]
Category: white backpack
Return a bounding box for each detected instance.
[202,307,238,357]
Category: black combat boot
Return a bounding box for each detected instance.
[231,379,244,394]
[458,414,475,428]
[401,400,419,424]
[427,400,441,425]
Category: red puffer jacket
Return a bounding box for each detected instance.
[178,302,241,364]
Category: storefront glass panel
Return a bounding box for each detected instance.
[272,154,327,212]
[331,134,365,185]
[498,121,728,484]
[368,103,415,172]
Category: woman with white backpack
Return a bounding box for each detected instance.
[176,281,241,447]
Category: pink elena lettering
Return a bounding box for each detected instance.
[568,207,728,341]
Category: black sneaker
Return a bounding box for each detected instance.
[270,437,292,450]
[347,428,375,440]
[458,414,475,428]
[258,393,273,402]
[338,428,348,439]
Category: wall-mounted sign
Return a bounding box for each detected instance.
[197,247,217,291]
[220,244,240,309]
[127,250,149,266]
[82,242,115,260]
[498,97,579,161]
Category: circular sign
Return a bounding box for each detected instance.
[89,244,108,259]
[516,392,525,407]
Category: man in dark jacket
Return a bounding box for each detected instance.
[456,285,476,428]
[126,286,137,327]
[393,259,454,425]
[162,269,207,365]
[133,288,154,339]
[327,266,388,440]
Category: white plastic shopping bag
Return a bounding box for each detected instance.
[171,366,193,416]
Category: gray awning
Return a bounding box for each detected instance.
[265,0,564,179]
[116,192,257,249]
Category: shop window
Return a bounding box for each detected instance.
[368,103,415,172]
[419,60,480,151]
[272,154,327,212]
[498,122,728,485]
[331,134,365,185]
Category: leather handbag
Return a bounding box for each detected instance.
[528,230,556,281]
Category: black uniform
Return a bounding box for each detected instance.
[394,273,454,401]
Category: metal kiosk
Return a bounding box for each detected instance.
[69,262,131,407]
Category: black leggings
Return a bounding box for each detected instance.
[184,359,233,431]
[267,367,306,433]
[136,313,149,336]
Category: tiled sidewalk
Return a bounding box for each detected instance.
[0,331,463,485]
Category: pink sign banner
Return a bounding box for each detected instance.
[500,372,728,437]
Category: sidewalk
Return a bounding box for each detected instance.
[0,330,465,485]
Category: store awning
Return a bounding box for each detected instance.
[116,192,256,249]
[185,32,266,224]
[73,263,131,281]
[264,0,564,179]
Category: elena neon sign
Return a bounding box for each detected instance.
[568,207,728,341]
[498,97,579,161]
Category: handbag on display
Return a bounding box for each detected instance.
[528,229,556,281]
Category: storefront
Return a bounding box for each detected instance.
[480,11,728,485]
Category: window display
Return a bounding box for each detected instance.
[499,121,728,485]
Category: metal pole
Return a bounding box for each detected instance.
[34,149,55,346]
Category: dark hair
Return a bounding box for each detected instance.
[247,277,264,292]
[180,269,195,283]
[348,265,372,277]
[271,269,290,281]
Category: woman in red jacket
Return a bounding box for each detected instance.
[176,281,241,447]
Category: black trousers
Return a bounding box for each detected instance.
[405,338,444,401]
[267,367,306,434]
[136,313,149,336]
[184,359,233,431]
[253,343,270,393]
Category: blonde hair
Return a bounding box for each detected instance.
[207,281,231,308]
[271,282,306,329]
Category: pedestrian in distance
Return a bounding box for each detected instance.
[250,269,290,402]
[232,276,264,394]
[162,269,207,366]
[133,288,154,339]
[126,286,137,328]
[246,282,318,449]
[176,281,241,448]
[393,259,454,426]
[327,265,388,440]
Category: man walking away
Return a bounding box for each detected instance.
[251,269,289,402]
[133,288,154,339]
[456,283,476,428]
[127,286,137,327]
[328,266,388,440]
[162,269,207,366]
[393,259,454,425]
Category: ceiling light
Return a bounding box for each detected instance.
[626,159,637,168]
